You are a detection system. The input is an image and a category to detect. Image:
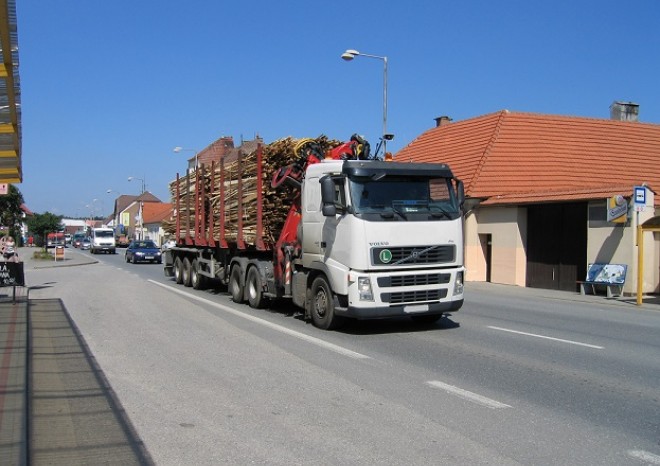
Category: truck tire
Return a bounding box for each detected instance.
[174,257,184,284]
[310,276,345,330]
[246,267,265,309]
[191,259,206,290]
[182,257,193,287]
[229,265,244,303]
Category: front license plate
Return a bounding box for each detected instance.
[145,256,154,260]
[404,304,430,313]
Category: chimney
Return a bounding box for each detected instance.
[434,116,452,127]
[610,101,639,122]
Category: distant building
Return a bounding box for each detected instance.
[142,202,173,246]
[109,192,162,240]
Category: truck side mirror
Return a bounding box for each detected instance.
[456,179,465,208]
[320,176,337,217]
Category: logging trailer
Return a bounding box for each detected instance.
[164,135,465,329]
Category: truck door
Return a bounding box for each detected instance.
[301,176,323,263]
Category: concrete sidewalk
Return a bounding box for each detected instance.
[0,247,153,465]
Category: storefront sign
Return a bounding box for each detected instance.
[607,195,628,223]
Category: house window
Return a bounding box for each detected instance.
[588,200,628,227]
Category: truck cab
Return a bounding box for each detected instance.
[295,159,465,326]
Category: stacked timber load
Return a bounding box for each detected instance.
[166,135,340,248]
[163,167,207,239]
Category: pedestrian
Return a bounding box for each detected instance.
[2,236,18,262]
[28,235,33,247]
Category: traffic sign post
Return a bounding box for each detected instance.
[634,186,646,212]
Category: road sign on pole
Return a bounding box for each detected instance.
[634,186,646,212]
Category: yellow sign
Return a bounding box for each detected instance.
[607,195,628,223]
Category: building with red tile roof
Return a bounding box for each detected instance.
[396,108,659,294]
[142,202,173,245]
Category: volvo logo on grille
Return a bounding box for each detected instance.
[379,249,392,264]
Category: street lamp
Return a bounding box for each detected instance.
[106,189,120,234]
[341,49,392,154]
[127,176,146,194]
[173,146,199,172]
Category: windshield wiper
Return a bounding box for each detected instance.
[391,204,408,220]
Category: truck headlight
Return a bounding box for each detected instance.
[358,277,374,301]
[454,271,464,295]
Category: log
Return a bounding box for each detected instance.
[166,135,340,248]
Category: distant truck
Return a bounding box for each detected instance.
[164,134,465,329]
[46,232,65,248]
[90,227,116,254]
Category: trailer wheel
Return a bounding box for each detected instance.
[174,257,184,284]
[191,259,206,290]
[246,267,266,309]
[229,265,244,303]
[182,257,193,287]
[310,276,345,330]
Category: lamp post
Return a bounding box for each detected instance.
[341,49,391,154]
[106,189,120,235]
[127,176,146,194]
[85,198,101,233]
[173,146,199,172]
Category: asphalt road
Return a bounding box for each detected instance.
[25,248,660,465]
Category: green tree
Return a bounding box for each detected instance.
[26,212,63,251]
[0,184,24,240]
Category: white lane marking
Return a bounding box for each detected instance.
[487,326,604,349]
[427,380,511,409]
[149,280,371,360]
[628,450,660,464]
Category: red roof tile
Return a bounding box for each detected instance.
[142,202,173,224]
[396,110,660,205]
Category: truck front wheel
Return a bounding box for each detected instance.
[229,265,244,303]
[310,276,345,330]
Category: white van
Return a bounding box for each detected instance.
[90,228,116,254]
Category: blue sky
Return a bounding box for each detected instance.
[17,0,660,217]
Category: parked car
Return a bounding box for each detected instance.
[81,237,91,250]
[125,240,162,264]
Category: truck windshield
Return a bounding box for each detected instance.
[95,230,114,238]
[348,176,461,220]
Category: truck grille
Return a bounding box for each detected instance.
[372,245,455,266]
[377,273,451,287]
[381,289,448,304]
